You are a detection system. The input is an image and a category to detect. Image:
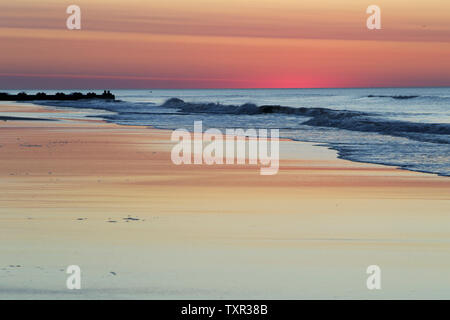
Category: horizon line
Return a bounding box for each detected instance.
[2,85,450,91]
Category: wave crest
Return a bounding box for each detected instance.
[162,98,450,143]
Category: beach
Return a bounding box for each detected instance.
[0,102,449,299]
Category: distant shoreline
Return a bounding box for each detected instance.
[0,90,115,101]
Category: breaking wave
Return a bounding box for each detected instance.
[162,98,450,144]
[32,95,450,176]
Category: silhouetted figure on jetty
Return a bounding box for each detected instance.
[0,90,115,101]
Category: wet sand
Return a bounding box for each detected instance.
[0,103,449,299]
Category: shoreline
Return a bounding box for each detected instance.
[29,97,450,178]
[0,102,449,299]
[13,100,443,178]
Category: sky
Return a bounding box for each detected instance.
[0,0,449,89]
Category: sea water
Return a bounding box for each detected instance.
[9,87,449,176]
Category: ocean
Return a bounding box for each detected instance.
[6,87,449,176]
